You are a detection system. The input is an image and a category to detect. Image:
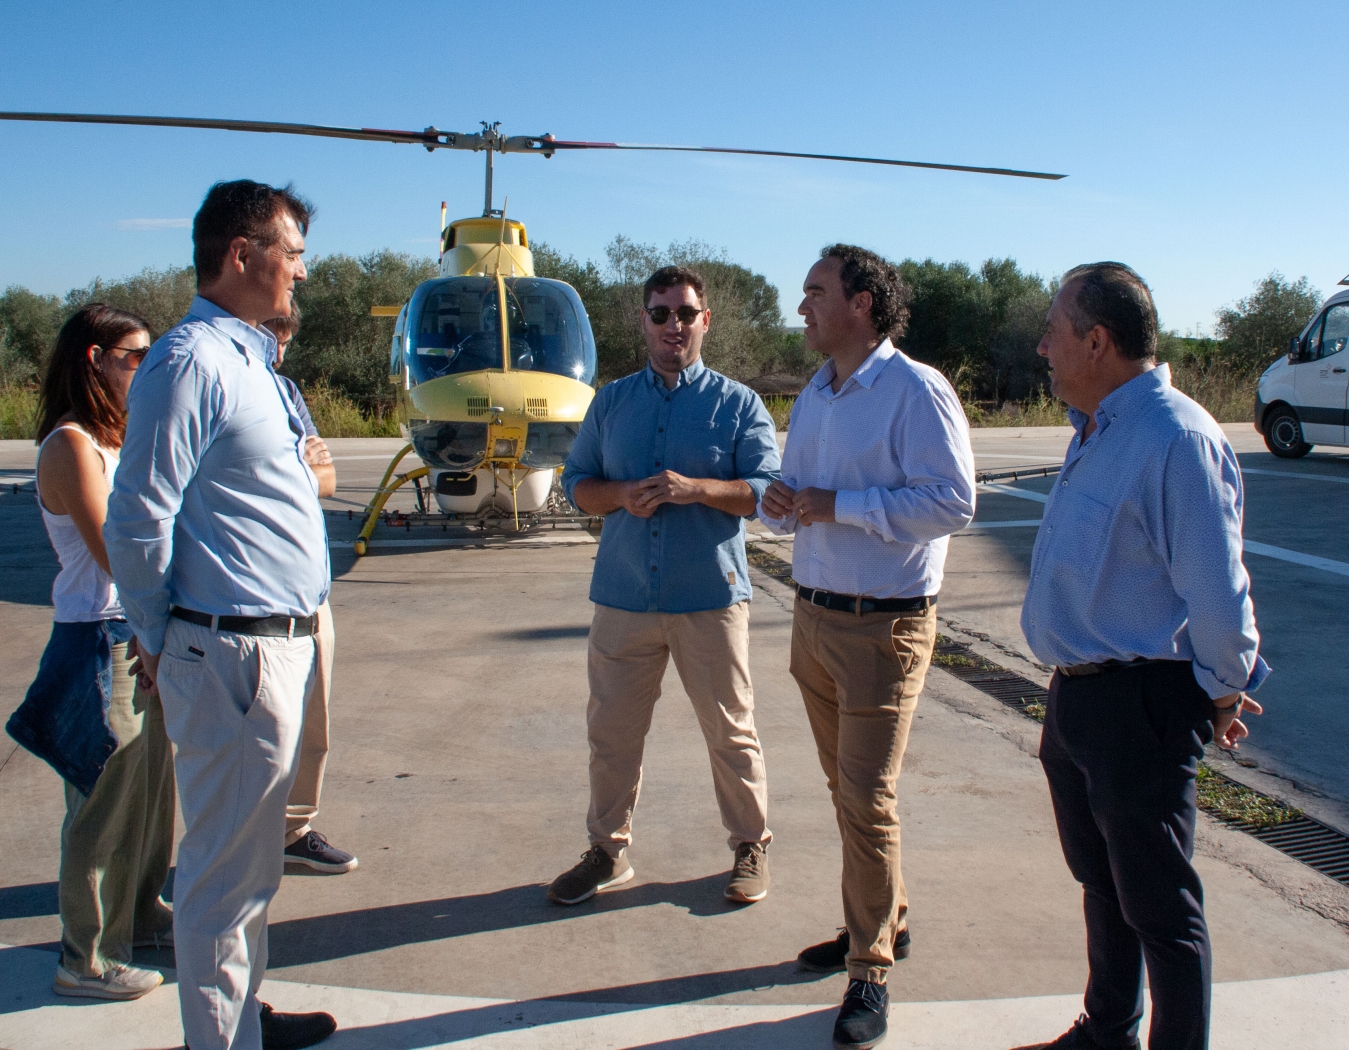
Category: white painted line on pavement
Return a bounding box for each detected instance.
[1241,467,1349,485]
[332,454,422,461]
[330,533,597,550]
[963,519,1044,530]
[2,942,1345,1050]
[1244,540,1349,578]
[980,482,1049,504]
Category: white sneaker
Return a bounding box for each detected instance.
[52,962,164,1000]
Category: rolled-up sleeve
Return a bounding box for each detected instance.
[561,389,607,507]
[735,394,781,506]
[1162,432,1269,698]
[104,352,221,655]
[833,376,975,544]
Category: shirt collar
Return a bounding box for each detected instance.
[647,356,706,390]
[810,338,897,393]
[189,295,279,367]
[1068,362,1170,437]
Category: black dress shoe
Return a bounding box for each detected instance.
[798,926,911,973]
[1010,1014,1140,1050]
[260,1001,337,1050]
[833,978,889,1049]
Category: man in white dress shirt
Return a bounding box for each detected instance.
[759,245,975,1050]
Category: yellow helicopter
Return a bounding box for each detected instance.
[0,112,1065,553]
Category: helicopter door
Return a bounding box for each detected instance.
[389,305,408,384]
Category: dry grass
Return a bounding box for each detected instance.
[303,381,400,438]
[0,384,38,440]
[1170,362,1257,424]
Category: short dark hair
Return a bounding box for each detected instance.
[193,180,314,284]
[1060,262,1157,361]
[262,302,302,342]
[819,244,911,340]
[37,304,152,448]
[643,265,706,309]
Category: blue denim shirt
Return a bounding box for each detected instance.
[562,359,781,613]
[6,619,133,796]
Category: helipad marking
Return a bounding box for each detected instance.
[1241,467,1349,485]
[1,944,1344,1050]
[330,533,597,550]
[979,482,1049,503]
[1245,540,1349,578]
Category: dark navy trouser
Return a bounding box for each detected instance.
[1040,661,1215,1050]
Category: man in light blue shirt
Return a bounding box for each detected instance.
[105,181,336,1050]
[549,265,780,910]
[1014,263,1267,1050]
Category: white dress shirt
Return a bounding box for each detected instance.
[757,339,976,598]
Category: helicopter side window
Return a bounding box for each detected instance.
[503,278,598,385]
[409,278,504,383]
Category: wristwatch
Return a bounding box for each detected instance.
[1214,695,1244,717]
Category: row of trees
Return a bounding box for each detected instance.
[0,243,1325,420]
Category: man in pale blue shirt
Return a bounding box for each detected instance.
[548,266,781,910]
[759,245,975,1050]
[1014,263,1267,1050]
[106,181,336,1050]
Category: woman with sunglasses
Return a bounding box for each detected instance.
[8,304,176,1000]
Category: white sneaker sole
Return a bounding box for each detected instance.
[725,884,769,903]
[549,863,635,904]
[53,971,163,1001]
[284,853,359,874]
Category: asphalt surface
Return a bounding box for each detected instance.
[1,428,1347,1049]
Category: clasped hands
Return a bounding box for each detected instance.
[617,471,708,519]
[761,480,837,526]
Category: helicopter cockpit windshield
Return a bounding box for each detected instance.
[408,276,596,385]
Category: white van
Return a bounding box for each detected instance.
[1254,278,1349,458]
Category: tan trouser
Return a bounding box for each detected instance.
[285,599,335,845]
[790,598,937,984]
[59,638,176,976]
[586,601,770,854]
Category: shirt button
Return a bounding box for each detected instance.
[652,530,658,537]
[651,566,658,572]
[655,461,661,467]
[658,427,664,433]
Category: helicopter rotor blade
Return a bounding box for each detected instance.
[533,139,1065,181]
[0,112,1066,180]
[0,112,485,151]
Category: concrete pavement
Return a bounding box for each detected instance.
[2,434,1348,1048]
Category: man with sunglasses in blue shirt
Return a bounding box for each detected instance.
[550,266,781,908]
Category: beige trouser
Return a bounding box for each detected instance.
[586,601,770,854]
[59,637,176,976]
[158,617,315,1050]
[285,599,335,845]
[790,598,937,985]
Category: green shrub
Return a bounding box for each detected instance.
[0,384,38,440]
[302,381,400,438]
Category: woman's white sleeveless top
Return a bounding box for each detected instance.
[36,423,124,622]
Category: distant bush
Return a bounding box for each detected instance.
[301,380,400,438]
[0,384,38,440]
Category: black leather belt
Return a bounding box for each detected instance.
[1057,657,1172,677]
[171,606,317,637]
[795,585,935,615]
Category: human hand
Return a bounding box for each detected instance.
[633,471,705,511]
[304,437,332,469]
[792,487,837,526]
[127,636,160,696]
[1213,692,1263,749]
[615,480,658,519]
[760,480,797,520]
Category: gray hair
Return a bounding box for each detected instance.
[1060,262,1157,361]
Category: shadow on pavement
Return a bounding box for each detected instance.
[0,881,58,919]
[320,965,832,1049]
[268,874,743,968]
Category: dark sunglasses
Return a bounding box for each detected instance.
[644,305,705,326]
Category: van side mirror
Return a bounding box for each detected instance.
[1288,335,1304,363]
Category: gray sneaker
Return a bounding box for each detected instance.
[548,845,634,904]
[725,841,770,902]
[53,962,163,1000]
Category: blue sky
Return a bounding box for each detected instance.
[2,0,1345,335]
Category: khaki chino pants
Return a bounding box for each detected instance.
[59,637,175,977]
[790,598,937,984]
[285,599,335,845]
[586,601,771,854]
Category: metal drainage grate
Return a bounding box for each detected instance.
[931,636,1349,888]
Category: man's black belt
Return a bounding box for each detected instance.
[1056,657,1177,677]
[795,585,935,615]
[171,606,317,637]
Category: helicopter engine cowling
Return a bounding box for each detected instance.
[430,466,554,515]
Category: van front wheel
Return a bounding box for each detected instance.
[1264,406,1312,459]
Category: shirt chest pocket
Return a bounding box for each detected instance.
[678,422,734,478]
[1042,490,1114,587]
